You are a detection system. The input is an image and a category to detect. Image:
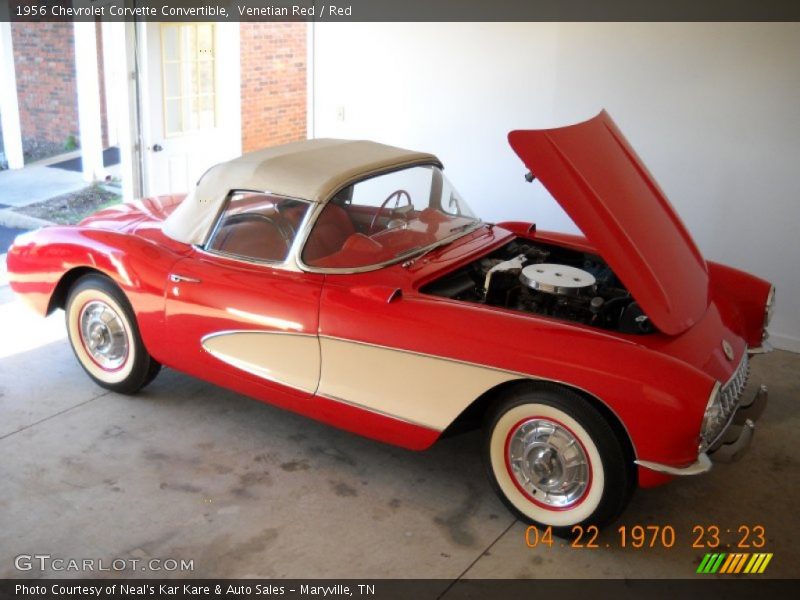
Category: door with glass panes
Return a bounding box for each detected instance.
[143,22,241,195]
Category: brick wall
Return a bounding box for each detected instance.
[239,22,307,153]
[10,22,304,163]
[11,22,109,163]
[11,22,80,161]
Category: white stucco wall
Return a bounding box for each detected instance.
[310,22,800,351]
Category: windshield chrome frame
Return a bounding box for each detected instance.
[295,163,482,275]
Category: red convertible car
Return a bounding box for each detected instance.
[7,111,773,533]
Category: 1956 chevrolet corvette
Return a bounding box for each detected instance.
[7,111,773,533]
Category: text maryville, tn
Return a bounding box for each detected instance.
[16,583,376,597]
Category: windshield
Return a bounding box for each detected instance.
[302,165,480,269]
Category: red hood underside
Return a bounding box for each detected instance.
[508,111,709,335]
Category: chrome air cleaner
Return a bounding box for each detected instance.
[520,264,596,297]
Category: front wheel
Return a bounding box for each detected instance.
[65,274,161,394]
[484,385,633,536]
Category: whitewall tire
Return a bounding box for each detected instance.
[484,385,633,535]
[65,274,160,393]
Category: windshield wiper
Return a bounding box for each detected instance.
[448,222,477,234]
[400,244,439,267]
[400,222,484,268]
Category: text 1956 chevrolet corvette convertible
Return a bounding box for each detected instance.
[7,111,774,533]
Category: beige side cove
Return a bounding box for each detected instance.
[200,331,521,431]
[202,331,321,394]
[317,338,518,430]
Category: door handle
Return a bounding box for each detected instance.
[151,143,164,153]
[169,274,201,283]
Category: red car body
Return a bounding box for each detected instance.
[7,112,773,510]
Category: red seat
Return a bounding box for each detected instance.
[303,205,356,264]
[212,217,289,262]
[312,233,386,268]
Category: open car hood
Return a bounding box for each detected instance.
[508,111,709,335]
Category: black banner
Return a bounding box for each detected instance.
[2,579,800,600]
[2,0,800,23]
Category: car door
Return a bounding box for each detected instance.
[315,270,517,436]
[164,191,323,404]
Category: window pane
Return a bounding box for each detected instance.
[162,26,179,61]
[183,24,196,62]
[162,23,216,136]
[163,62,181,98]
[351,167,433,207]
[302,166,480,269]
[198,62,214,95]
[197,24,214,58]
[207,193,310,262]
[182,60,195,98]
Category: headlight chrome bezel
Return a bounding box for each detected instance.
[763,285,776,341]
[699,381,724,452]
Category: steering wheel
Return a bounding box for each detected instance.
[368,190,412,235]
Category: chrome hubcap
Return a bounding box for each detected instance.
[507,418,590,508]
[79,300,128,370]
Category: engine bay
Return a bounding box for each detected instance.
[420,238,656,334]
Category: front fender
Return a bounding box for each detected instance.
[707,261,772,348]
[396,294,715,469]
[469,315,714,472]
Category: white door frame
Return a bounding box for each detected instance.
[0,21,24,169]
[135,21,241,198]
[122,20,144,202]
[306,21,315,140]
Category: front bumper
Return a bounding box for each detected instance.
[636,383,768,476]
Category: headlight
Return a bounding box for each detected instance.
[700,382,724,451]
[763,286,776,341]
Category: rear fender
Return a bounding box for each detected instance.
[7,226,183,361]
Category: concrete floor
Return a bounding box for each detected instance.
[0,283,798,580]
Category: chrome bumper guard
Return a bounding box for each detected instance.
[636,453,712,476]
[708,384,768,463]
[747,342,773,356]
[636,384,768,476]
[709,419,755,463]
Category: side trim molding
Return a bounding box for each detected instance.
[317,392,437,432]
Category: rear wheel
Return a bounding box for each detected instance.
[65,274,160,394]
[484,385,633,536]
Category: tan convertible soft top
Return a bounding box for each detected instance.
[163,138,440,245]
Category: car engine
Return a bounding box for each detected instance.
[420,239,656,334]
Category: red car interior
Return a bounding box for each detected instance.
[302,204,357,263]
[210,216,291,262]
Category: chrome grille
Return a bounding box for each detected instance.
[720,352,750,422]
[701,349,751,451]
